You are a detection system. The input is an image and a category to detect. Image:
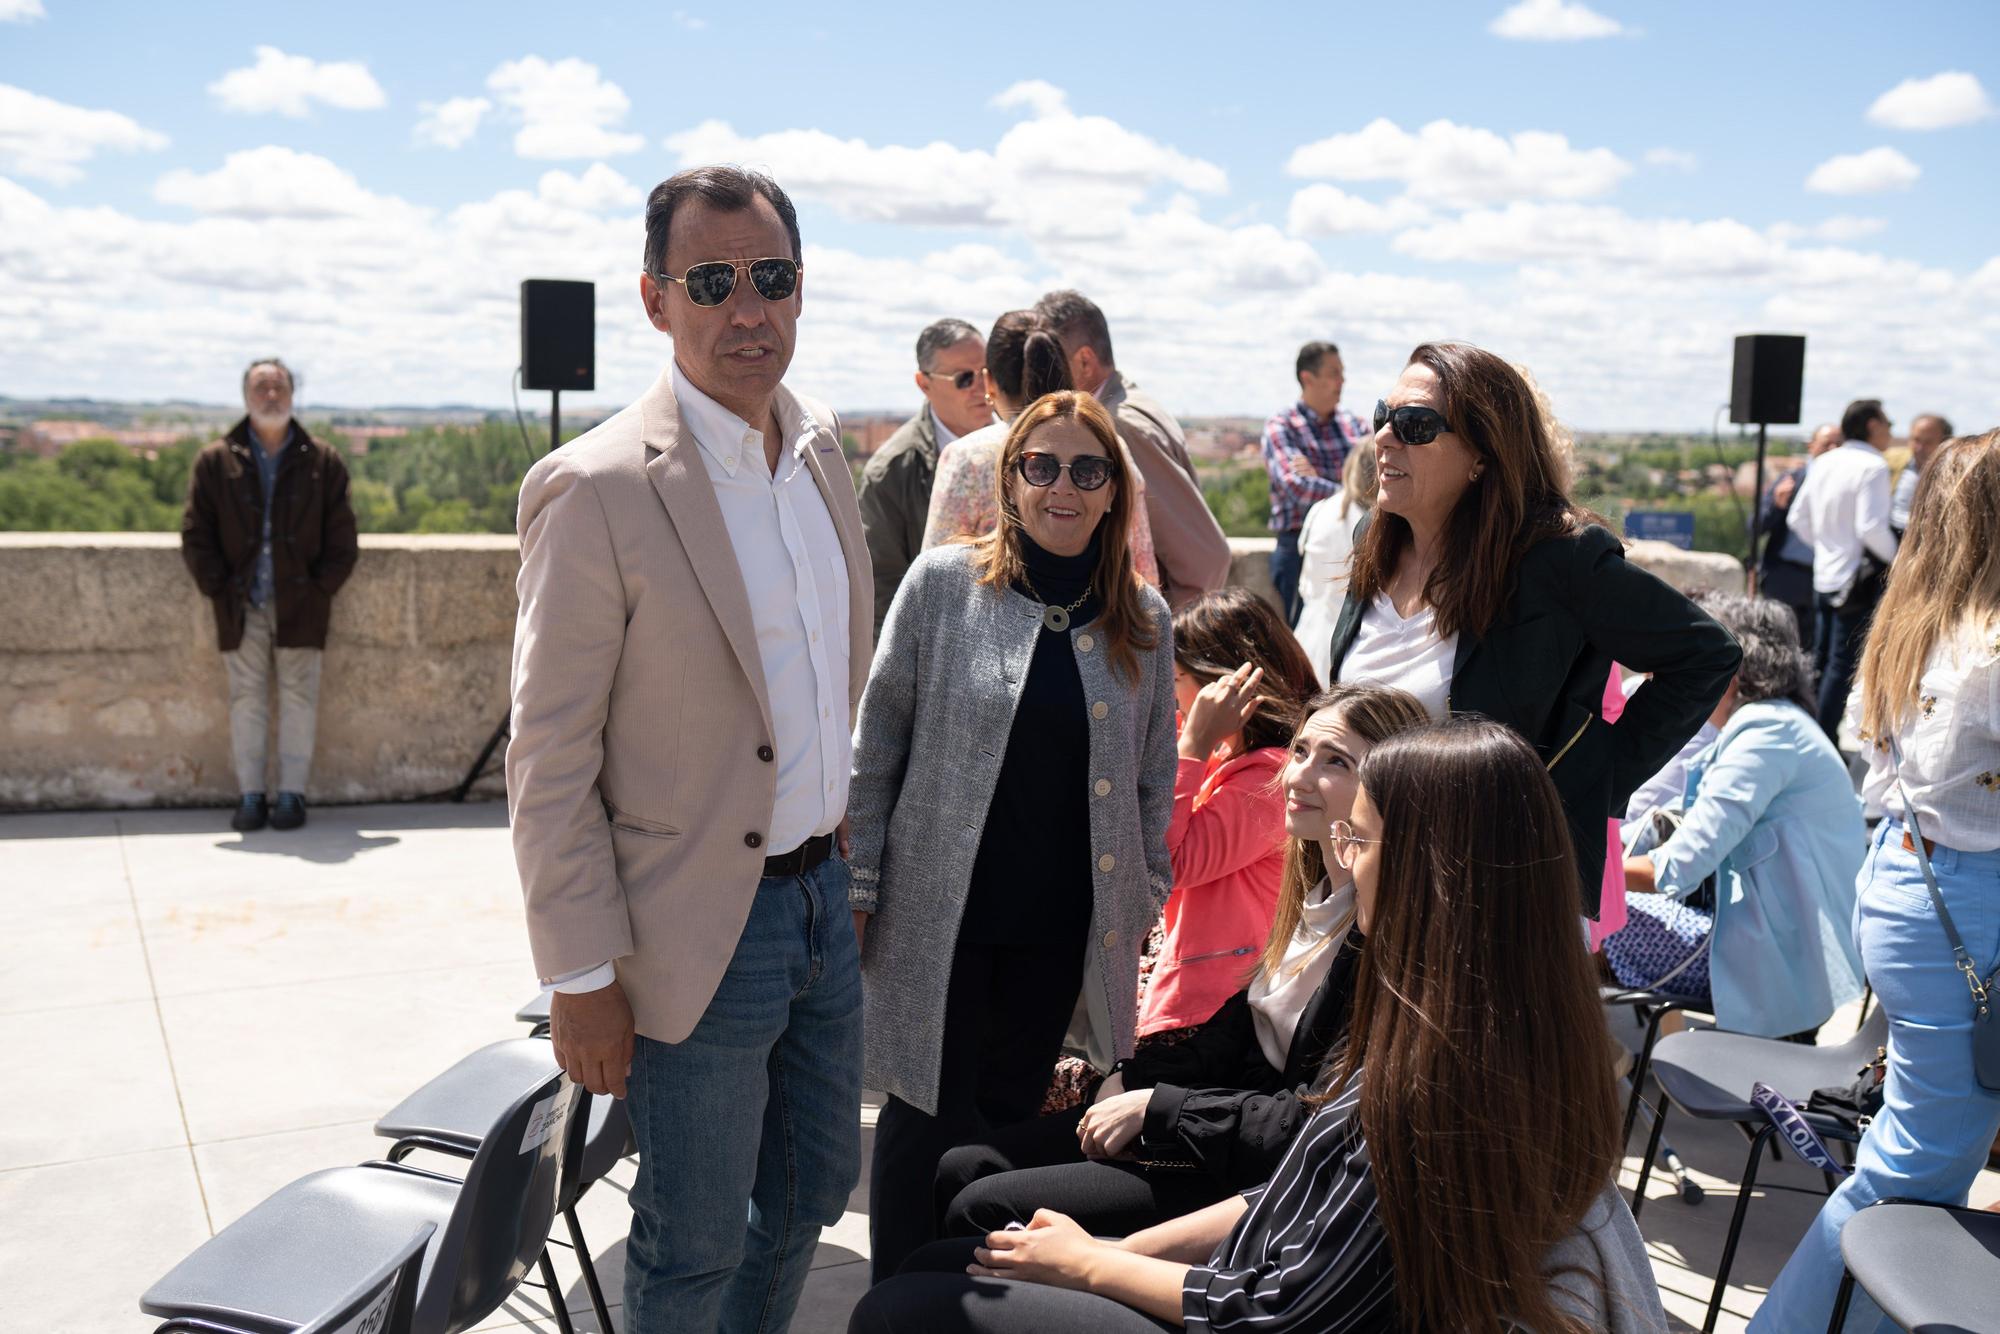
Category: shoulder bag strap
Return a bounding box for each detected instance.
[1889,737,1993,1012]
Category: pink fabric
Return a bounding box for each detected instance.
[1590,668,1630,950]
[1138,747,1288,1036]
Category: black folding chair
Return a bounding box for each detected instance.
[150,1223,434,1334]
[1603,984,1712,1147]
[141,1069,581,1334]
[1829,1198,2000,1332]
[375,1038,632,1333]
[516,991,552,1039]
[1630,1004,1889,1334]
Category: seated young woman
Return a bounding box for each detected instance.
[932,683,1429,1242]
[851,718,1667,1334]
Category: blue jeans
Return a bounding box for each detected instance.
[623,855,863,1334]
[1269,527,1304,627]
[1749,822,2000,1333]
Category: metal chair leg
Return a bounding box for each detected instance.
[1631,1090,1671,1221]
[1621,1002,1686,1146]
[537,1248,577,1334]
[1705,1122,1776,1334]
[1827,1268,1857,1332]
[564,1207,613,1333]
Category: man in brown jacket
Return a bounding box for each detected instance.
[180,358,358,832]
[1035,288,1233,607]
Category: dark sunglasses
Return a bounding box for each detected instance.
[1374,398,1454,446]
[923,368,982,391]
[1017,452,1113,491]
[660,257,801,307]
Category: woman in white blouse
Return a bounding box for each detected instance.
[1753,428,2000,1334]
[1293,435,1376,685]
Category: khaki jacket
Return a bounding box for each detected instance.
[854,407,936,639]
[507,369,872,1042]
[1099,372,1233,607]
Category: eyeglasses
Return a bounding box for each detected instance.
[1374,399,1454,446]
[923,369,983,392]
[1329,819,1379,870]
[658,257,802,307]
[1017,452,1113,491]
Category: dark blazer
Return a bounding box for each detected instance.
[1119,931,1363,1191]
[1326,521,1740,914]
[854,407,937,640]
[179,418,358,652]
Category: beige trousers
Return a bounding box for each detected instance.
[223,601,323,795]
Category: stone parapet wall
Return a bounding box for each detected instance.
[0,534,517,809]
[0,532,1744,810]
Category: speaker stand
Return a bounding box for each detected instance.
[1747,421,1768,596]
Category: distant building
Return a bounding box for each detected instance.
[20,420,113,457]
[841,415,904,458]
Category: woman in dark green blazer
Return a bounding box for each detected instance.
[1324,342,1740,915]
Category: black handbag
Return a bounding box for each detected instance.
[1892,742,2000,1092]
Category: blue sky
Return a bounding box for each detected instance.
[3,0,1996,429]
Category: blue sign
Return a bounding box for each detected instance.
[1625,511,1696,550]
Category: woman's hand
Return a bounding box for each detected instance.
[1623,854,1659,894]
[1076,1088,1150,1159]
[969,1210,1106,1290]
[1179,663,1265,762]
[1091,1070,1126,1103]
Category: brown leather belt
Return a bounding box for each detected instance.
[1902,830,1937,858]
[764,831,834,879]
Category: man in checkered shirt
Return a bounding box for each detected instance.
[1261,340,1366,625]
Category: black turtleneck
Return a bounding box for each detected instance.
[958,531,1105,944]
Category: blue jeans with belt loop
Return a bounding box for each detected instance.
[1749,821,2000,1333]
[622,854,863,1334]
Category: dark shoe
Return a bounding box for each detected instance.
[230,794,268,832]
[270,791,307,831]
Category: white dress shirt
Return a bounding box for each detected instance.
[930,405,963,451]
[1862,619,2000,853]
[1294,495,1363,685]
[548,364,852,996]
[1337,593,1457,720]
[1787,440,1898,596]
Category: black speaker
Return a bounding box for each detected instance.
[521,279,595,392]
[1729,334,1805,424]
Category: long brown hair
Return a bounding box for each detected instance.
[1859,429,2000,740]
[1171,587,1319,754]
[1257,683,1430,981]
[1334,719,1620,1334]
[972,391,1155,678]
[1347,342,1591,640]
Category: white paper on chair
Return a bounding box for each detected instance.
[518,1092,568,1153]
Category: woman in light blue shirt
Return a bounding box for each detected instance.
[1607,593,1866,1038]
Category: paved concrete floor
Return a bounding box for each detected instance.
[2,802,1992,1332]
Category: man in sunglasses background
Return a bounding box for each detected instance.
[1035,288,1233,608]
[857,317,996,638]
[508,164,872,1334]
[1262,340,1366,626]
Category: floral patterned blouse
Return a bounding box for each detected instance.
[920,421,1162,588]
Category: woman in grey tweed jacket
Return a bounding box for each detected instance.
[848,385,1178,1280]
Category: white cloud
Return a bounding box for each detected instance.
[1644,147,1698,171]
[1767,216,1887,244]
[0,83,168,184]
[537,162,642,211]
[154,146,402,219]
[1866,71,1995,130]
[487,56,644,159]
[414,96,490,149]
[1393,202,1783,277]
[1287,117,1630,207]
[671,10,706,30]
[1805,146,1921,195]
[1489,0,1625,40]
[1286,184,1431,236]
[991,79,1069,118]
[0,0,46,21]
[208,46,388,117]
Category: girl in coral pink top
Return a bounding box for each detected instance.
[1142,588,1322,1038]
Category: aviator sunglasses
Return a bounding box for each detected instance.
[659,257,802,307]
[1374,399,1454,446]
[1017,451,1113,491]
[923,368,983,391]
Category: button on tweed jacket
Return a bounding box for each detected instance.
[847,544,1178,1115]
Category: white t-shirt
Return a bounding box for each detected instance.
[1337,593,1456,719]
[1862,619,2000,853]
[1295,496,1365,685]
[1248,878,1354,1071]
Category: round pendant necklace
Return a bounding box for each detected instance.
[1027,579,1091,633]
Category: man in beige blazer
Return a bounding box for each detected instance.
[508,166,871,1334]
[1035,288,1233,608]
